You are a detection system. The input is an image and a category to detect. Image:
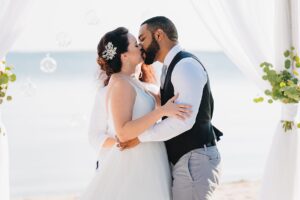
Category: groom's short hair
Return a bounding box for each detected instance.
[141,16,178,42]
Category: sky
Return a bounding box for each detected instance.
[11,0,221,52]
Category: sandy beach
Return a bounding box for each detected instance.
[12,180,260,200]
[214,180,260,200]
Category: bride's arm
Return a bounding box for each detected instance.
[109,78,191,142]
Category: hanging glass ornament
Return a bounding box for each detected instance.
[85,9,100,25]
[56,32,72,47]
[40,54,57,73]
[19,78,37,97]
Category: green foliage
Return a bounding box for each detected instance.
[285,59,291,69]
[255,47,300,132]
[0,60,16,105]
[284,50,290,57]
[253,97,264,103]
[282,121,294,132]
[256,47,300,104]
[268,99,273,104]
[10,74,16,82]
[6,96,12,101]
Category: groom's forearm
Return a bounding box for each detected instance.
[139,117,196,142]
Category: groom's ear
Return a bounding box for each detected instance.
[154,29,164,41]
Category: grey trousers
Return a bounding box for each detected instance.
[171,146,221,200]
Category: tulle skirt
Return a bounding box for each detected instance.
[81,142,172,200]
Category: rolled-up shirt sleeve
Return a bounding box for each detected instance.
[139,58,207,142]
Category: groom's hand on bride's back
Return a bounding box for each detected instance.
[116,136,140,151]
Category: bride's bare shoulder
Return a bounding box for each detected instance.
[108,74,135,93]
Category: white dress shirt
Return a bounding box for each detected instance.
[139,44,208,142]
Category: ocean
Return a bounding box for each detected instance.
[3,51,281,197]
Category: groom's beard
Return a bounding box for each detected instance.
[142,38,160,65]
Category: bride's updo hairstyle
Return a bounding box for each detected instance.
[97,27,129,86]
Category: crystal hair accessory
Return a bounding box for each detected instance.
[102,42,117,60]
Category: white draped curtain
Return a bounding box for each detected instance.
[0,0,32,199]
[0,0,32,59]
[191,0,300,199]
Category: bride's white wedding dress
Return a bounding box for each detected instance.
[81,77,171,200]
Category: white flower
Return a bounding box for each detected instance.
[102,42,117,60]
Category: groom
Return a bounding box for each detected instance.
[122,16,223,200]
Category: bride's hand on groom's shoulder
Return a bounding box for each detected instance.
[116,136,141,151]
[160,93,192,120]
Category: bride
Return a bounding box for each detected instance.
[81,27,191,200]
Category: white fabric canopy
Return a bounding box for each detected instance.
[0,0,32,60]
[191,0,300,199]
[0,0,32,199]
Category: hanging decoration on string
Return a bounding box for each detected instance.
[40,53,57,73]
[19,77,37,97]
[84,9,101,26]
[56,32,72,47]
